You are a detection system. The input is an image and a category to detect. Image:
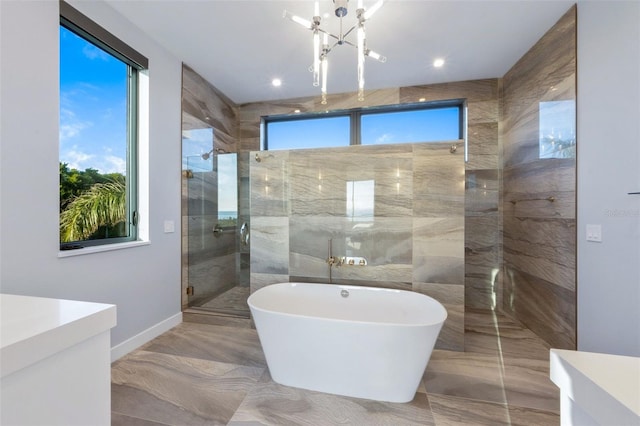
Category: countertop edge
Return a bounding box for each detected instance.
[550,349,640,425]
[1,299,116,378]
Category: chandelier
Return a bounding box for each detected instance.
[284,0,386,104]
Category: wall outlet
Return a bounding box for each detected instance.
[163,220,175,233]
[586,224,602,242]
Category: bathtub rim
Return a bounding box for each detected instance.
[248,282,448,328]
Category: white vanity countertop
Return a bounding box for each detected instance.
[550,348,640,425]
[0,294,116,378]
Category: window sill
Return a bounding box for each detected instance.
[58,240,150,258]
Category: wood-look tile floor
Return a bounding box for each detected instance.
[111,309,560,425]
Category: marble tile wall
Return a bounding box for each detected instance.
[181,64,242,311]
[249,142,466,350]
[500,6,577,349]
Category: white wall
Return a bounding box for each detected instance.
[0,1,182,350]
[577,1,640,356]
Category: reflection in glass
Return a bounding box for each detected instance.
[361,107,460,145]
[217,153,238,227]
[182,126,214,172]
[539,100,576,159]
[346,180,375,221]
[266,115,350,150]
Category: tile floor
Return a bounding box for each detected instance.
[111,308,560,425]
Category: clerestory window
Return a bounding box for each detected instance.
[263,102,463,150]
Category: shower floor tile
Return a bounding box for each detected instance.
[112,311,560,425]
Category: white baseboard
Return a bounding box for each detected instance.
[110,312,182,362]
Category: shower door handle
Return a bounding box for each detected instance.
[240,222,249,246]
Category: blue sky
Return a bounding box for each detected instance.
[267,107,460,150]
[59,26,127,175]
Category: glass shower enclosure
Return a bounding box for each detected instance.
[182,112,249,317]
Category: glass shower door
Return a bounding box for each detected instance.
[182,113,247,316]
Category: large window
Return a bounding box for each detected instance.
[59,2,147,249]
[263,102,463,150]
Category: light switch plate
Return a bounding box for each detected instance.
[164,220,175,233]
[586,224,602,242]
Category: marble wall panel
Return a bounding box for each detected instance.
[465,215,500,310]
[503,159,575,218]
[502,263,575,349]
[329,263,413,284]
[250,216,289,275]
[188,252,237,306]
[318,88,400,110]
[289,216,413,280]
[466,170,499,216]
[399,79,499,104]
[239,252,250,288]
[249,273,290,295]
[467,122,500,157]
[413,282,464,351]
[413,217,465,285]
[187,216,236,260]
[288,145,414,217]
[502,217,575,292]
[413,143,465,218]
[500,6,576,349]
[186,172,217,215]
[249,150,290,216]
[183,64,238,153]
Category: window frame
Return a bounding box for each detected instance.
[262,100,465,150]
[59,1,147,249]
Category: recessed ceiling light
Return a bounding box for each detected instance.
[433,58,445,68]
[294,109,301,113]
[419,97,426,102]
[272,78,282,87]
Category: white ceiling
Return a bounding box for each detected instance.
[105,0,575,105]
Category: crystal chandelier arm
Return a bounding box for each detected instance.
[313,30,320,86]
[357,22,365,101]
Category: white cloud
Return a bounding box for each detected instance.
[82,44,110,61]
[62,149,94,170]
[59,108,91,142]
[375,133,395,144]
[103,155,126,174]
[60,149,126,175]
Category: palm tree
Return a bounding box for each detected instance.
[60,180,126,242]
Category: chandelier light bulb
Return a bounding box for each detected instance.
[321,55,328,102]
[313,30,320,86]
[366,49,386,63]
[357,23,365,100]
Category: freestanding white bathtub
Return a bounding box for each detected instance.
[248,282,447,403]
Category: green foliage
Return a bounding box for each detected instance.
[59,163,127,242]
[218,217,237,227]
[59,163,124,212]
